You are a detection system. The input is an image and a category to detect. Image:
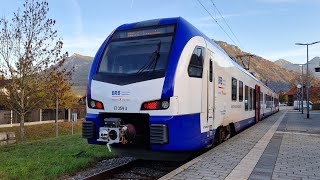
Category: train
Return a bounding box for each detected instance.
[82,17,279,160]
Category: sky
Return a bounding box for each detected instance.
[0,0,319,64]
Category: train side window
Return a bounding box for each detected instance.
[188,46,204,78]
[275,98,279,107]
[232,77,237,101]
[249,88,253,110]
[209,59,213,82]
[266,95,271,108]
[253,89,256,110]
[239,81,243,102]
[245,85,249,111]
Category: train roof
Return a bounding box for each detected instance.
[118,17,225,52]
[117,17,277,95]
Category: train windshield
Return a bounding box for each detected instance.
[95,25,175,85]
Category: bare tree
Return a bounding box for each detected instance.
[0,0,68,143]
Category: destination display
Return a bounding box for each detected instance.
[112,25,175,40]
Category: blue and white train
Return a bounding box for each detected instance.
[82,17,279,160]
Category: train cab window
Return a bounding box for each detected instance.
[95,26,175,85]
[232,77,237,101]
[188,46,204,78]
[239,81,243,102]
[245,85,249,111]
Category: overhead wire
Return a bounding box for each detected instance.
[196,0,251,70]
[196,0,238,47]
[209,0,243,48]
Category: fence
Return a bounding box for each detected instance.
[0,105,86,125]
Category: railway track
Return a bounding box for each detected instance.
[84,159,183,180]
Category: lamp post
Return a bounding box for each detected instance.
[294,64,304,114]
[297,84,302,112]
[295,41,320,118]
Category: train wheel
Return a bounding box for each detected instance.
[214,126,230,146]
[229,123,236,137]
[213,127,221,146]
[224,125,231,140]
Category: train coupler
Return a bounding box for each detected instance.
[97,118,136,152]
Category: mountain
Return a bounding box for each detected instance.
[63,53,93,96]
[215,40,298,92]
[308,57,320,77]
[275,57,320,78]
[274,59,301,72]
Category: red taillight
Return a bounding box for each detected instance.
[143,101,158,110]
[141,99,170,110]
[95,102,103,109]
[88,99,104,109]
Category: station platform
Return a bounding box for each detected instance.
[160,109,320,180]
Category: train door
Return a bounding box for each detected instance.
[200,46,214,135]
[200,46,209,133]
[207,56,214,130]
[255,85,261,122]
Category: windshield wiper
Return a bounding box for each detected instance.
[137,41,161,75]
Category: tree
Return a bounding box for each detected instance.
[288,70,320,103]
[279,91,288,103]
[0,0,68,143]
[288,70,318,88]
[45,69,77,138]
[310,76,320,103]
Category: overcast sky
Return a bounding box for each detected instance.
[1,0,319,64]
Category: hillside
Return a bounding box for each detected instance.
[215,41,298,92]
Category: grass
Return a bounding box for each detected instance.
[0,121,83,142]
[0,122,115,180]
[0,134,114,180]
